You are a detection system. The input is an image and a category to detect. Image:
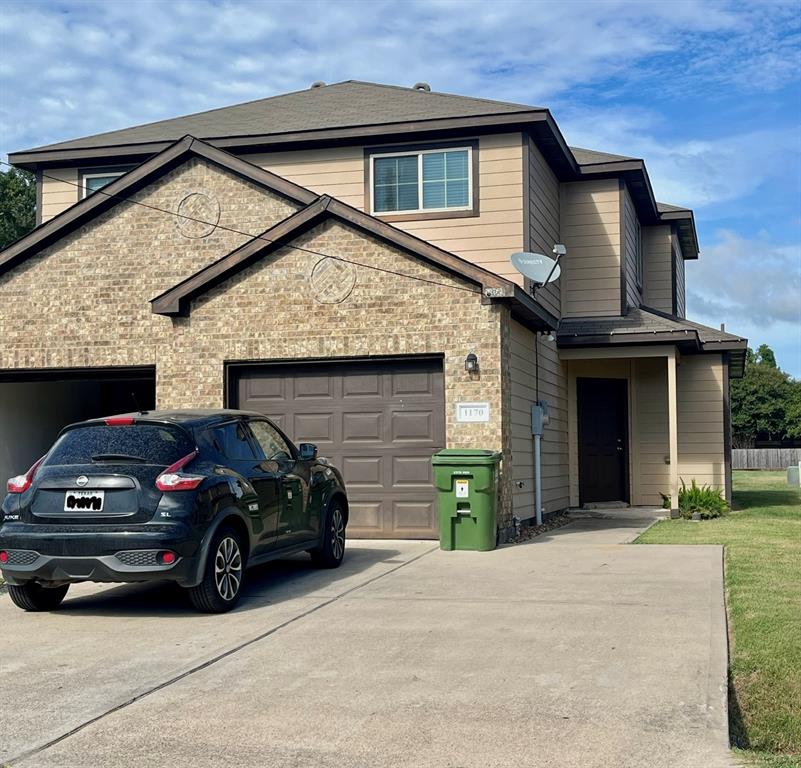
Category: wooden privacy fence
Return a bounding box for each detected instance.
[733,449,801,470]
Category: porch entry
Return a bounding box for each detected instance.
[577,377,629,504]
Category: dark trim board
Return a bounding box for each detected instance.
[9,104,698,256]
[521,134,531,255]
[0,365,156,383]
[362,139,480,222]
[618,178,627,315]
[34,170,43,227]
[723,354,732,504]
[224,352,446,409]
[0,136,317,277]
[150,188,558,331]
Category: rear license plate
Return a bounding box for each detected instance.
[64,490,105,512]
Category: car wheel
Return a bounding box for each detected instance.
[310,501,346,569]
[7,582,70,612]
[187,526,245,613]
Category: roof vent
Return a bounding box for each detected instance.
[310,81,326,89]
[413,82,431,92]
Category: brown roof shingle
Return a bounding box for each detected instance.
[18,81,542,155]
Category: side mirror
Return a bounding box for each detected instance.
[298,443,318,461]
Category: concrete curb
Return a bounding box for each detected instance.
[711,545,733,756]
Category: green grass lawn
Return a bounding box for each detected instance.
[637,471,801,767]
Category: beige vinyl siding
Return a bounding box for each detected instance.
[399,133,524,278]
[631,357,670,505]
[253,134,525,280]
[510,320,569,519]
[642,225,673,313]
[561,179,621,317]
[565,352,727,506]
[622,184,641,311]
[673,234,686,318]
[249,146,364,207]
[677,355,725,489]
[40,168,79,222]
[526,137,561,319]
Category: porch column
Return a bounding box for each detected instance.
[667,349,679,517]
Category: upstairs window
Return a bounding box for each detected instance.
[80,170,126,198]
[368,145,475,217]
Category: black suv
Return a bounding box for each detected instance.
[0,410,348,613]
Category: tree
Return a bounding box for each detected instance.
[0,167,36,250]
[786,381,801,440]
[756,343,777,368]
[730,344,797,447]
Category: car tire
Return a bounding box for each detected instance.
[7,582,70,612]
[310,501,346,569]
[187,526,246,613]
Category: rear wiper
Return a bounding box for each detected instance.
[91,453,148,463]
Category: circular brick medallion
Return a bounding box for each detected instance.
[310,257,356,304]
[176,192,220,238]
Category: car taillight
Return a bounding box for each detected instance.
[156,450,203,492]
[7,456,46,494]
[104,416,135,426]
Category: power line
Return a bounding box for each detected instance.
[2,159,482,296]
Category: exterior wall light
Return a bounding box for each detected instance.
[464,353,479,373]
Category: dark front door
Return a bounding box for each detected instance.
[577,378,629,504]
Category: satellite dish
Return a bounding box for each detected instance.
[510,252,561,284]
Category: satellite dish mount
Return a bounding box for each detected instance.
[509,244,566,295]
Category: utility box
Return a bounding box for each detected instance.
[431,449,501,551]
[531,400,550,436]
[788,464,800,488]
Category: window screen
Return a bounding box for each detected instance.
[371,148,471,214]
[82,173,124,197]
[373,155,419,212]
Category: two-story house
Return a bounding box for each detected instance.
[0,81,746,539]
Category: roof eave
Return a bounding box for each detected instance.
[151,190,538,319]
[0,136,317,276]
[9,110,550,170]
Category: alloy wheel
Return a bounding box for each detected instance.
[214,536,242,601]
[331,508,345,560]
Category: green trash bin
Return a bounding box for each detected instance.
[431,449,501,551]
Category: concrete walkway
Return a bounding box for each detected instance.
[0,509,732,767]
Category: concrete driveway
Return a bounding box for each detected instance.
[0,509,731,768]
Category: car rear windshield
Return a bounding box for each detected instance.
[43,423,195,467]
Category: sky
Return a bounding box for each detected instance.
[1,0,799,376]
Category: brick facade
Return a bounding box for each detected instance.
[0,157,517,532]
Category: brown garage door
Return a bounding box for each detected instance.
[229,358,445,538]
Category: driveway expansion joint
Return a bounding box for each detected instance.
[6,545,438,767]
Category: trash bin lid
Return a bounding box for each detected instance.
[431,448,502,466]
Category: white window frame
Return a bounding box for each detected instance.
[369,146,474,216]
[81,171,126,199]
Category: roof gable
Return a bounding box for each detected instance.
[150,193,558,331]
[0,137,317,277]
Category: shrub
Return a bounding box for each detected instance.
[661,479,729,519]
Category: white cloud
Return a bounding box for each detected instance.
[686,230,801,376]
[687,230,801,325]
[1,0,796,160]
[558,109,799,209]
